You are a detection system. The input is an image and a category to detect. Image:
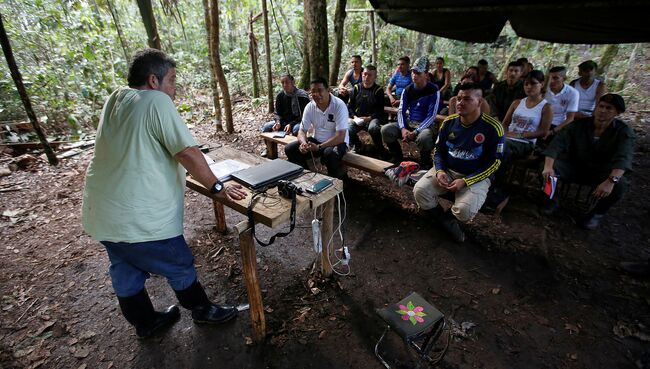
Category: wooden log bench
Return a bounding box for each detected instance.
[501,155,597,215]
[384,106,398,122]
[260,132,393,177]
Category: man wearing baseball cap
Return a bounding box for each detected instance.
[542,93,635,229]
[381,55,440,169]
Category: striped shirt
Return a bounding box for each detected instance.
[434,113,505,186]
[397,82,440,133]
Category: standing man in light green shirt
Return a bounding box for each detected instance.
[82,49,246,339]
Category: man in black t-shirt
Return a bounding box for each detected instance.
[347,65,386,156]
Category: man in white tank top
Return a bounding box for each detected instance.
[570,60,606,119]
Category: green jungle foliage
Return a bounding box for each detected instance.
[0,0,646,137]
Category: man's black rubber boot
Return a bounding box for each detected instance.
[387,141,403,164]
[117,288,180,339]
[427,206,465,243]
[174,280,237,325]
[191,303,238,325]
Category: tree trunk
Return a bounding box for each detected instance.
[105,0,130,61]
[202,0,223,128]
[616,43,639,91]
[277,4,301,58]
[298,17,310,89]
[545,42,559,73]
[207,0,233,133]
[329,0,347,87]
[0,13,58,165]
[248,13,261,98]
[261,0,274,113]
[598,44,619,77]
[414,32,425,59]
[135,0,161,49]
[304,0,329,81]
[498,36,521,81]
[369,11,377,64]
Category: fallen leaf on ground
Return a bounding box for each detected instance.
[72,346,90,358]
[78,330,96,340]
[568,353,578,360]
[613,321,650,342]
[564,323,580,335]
[33,320,56,336]
[13,346,35,358]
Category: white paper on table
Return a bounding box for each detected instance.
[208,159,250,181]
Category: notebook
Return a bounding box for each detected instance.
[230,159,304,190]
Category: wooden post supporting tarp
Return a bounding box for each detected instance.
[238,226,266,343]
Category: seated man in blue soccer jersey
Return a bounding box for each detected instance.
[413,83,505,242]
[380,56,440,168]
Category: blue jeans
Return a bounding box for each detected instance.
[261,121,300,135]
[101,235,197,297]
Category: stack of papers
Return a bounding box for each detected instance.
[209,159,251,181]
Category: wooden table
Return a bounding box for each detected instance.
[185,146,343,343]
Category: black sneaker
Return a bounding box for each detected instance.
[192,304,238,324]
[135,305,181,339]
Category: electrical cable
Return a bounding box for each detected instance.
[324,191,351,276]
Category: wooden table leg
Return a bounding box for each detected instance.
[266,141,278,159]
[238,226,266,343]
[212,199,227,233]
[320,197,335,277]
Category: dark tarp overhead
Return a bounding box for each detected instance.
[369,0,650,44]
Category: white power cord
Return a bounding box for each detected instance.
[324,191,350,276]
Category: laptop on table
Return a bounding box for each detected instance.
[230,159,304,191]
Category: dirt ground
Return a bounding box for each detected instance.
[2,75,650,368]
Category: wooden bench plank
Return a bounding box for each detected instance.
[259,132,393,176]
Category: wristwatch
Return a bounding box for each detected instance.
[608,176,620,184]
[210,180,224,193]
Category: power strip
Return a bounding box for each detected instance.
[340,246,350,265]
[312,219,322,253]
